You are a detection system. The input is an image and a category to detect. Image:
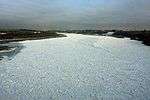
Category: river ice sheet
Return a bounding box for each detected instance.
[0,33,150,100]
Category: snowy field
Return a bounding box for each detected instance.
[0,33,150,100]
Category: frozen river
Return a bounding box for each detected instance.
[0,33,150,100]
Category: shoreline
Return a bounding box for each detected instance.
[60,30,150,46]
[0,34,66,43]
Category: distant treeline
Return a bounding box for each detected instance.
[0,29,65,41]
[58,30,108,35]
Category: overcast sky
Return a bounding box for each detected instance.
[0,0,150,30]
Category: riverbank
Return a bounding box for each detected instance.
[59,30,150,46]
[0,29,66,44]
[109,30,149,46]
